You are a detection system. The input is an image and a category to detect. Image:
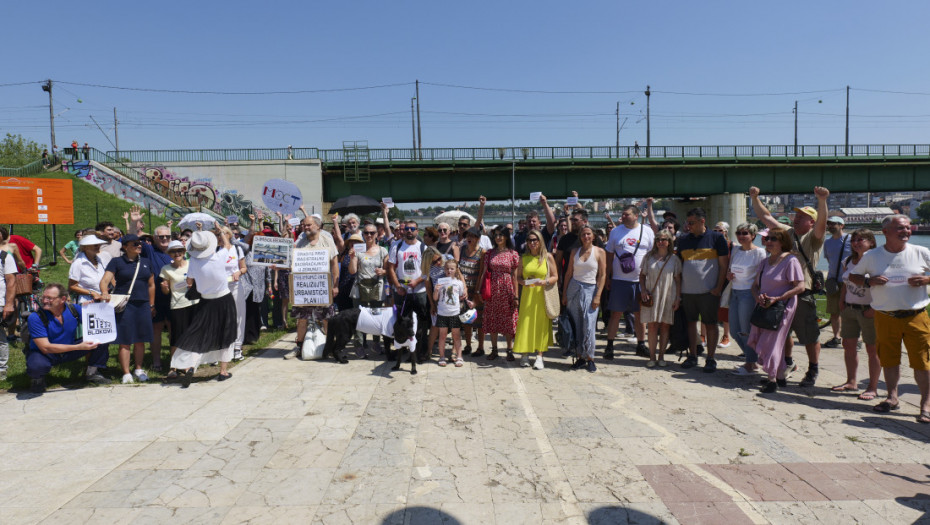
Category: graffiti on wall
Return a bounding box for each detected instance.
[63,161,197,220]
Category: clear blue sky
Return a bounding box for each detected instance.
[5,0,930,153]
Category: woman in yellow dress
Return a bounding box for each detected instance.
[513,229,557,369]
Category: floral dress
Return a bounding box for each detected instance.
[483,248,520,335]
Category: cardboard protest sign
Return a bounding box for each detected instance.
[82,302,117,344]
[252,236,294,267]
[261,178,303,215]
[292,248,331,273]
[290,272,332,306]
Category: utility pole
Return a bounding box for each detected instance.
[415,80,422,160]
[410,97,416,159]
[645,85,651,158]
[113,107,120,155]
[42,80,56,152]
[793,100,798,154]
[615,101,620,157]
[845,85,850,156]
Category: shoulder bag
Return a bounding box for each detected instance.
[824,235,848,295]
[749,258,787,331]
[480,250,493,301]
[793,231,825,294]
[639,254,671,308]
[616,225,644,274]
[108,258,141,313]
[541,255,560,320]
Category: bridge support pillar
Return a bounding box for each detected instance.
[705,193,746,241]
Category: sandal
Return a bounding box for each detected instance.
[873,400,900,413]
[506,351,515,362]
[438,359,447,367]
[917,411,930,424]
[857,392,877,401]
[455,358,464,367]
[487,348,499,361]
[831,384,860,393]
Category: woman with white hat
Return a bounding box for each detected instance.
[67,233,111,303]
[158,240,199,381]
[169,231,238,387]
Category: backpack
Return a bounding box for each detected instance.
[21,303,81,352]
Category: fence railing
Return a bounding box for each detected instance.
[106,144,930,165]
[0,159,45,177]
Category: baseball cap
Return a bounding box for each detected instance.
[776,216,791,225]
[827,216,845,225]
[793,206,817,221]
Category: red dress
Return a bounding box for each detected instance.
[483,249,520,336]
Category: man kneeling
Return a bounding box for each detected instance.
[25,283,108,394]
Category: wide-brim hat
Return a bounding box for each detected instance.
[79,234,107,246]
[187,231,217,259]
[347,233,364,243]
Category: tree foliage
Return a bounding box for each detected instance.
[0,133,45,168]
[916,201,930,224]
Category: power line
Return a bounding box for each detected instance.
[55,80,414,95]
[0,81,41,88]
[854,87,930,96]
[421,81,642,95]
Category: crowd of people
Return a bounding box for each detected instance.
[13,189,930,424]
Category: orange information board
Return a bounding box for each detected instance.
[0,178,74,225]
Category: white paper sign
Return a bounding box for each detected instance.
[353,243,366,255]
[530,192,541,202]
[291,273,332,306]
[566,196,579,206]
[382,197,395,208]
[261,178,303,215]
[226,215,239,224]
[288,217,302,227]
[436,277,452,287]
[252,236,294,267]
[82,302,117,344]
[292,248,331,273]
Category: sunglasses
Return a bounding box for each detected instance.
[438,228,449,233]
[714,229,725,233]
[458,223,469,228]
[657,238,670,242]
[736,231,751,236]
[156,235,171,240]
[169,250,185,255]
[363,231,377,236]
[404,227,418,232]
[527,238,540,243]
[763,236,779,242]
[125,242,142,247]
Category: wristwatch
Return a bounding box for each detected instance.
[863,277,870,288]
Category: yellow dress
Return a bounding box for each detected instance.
[513,254,553,354]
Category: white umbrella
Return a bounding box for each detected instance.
[434,210,476,226]
[178,212,217,232]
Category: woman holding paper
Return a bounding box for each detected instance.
[170,231,238,387]
[513,229,557,369]
[349,225,389,356]
[217,226,247,360]
[158,240,199,380]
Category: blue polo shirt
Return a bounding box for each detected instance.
[140,243,173,308]
[104,255,154,301]
[28,305,82,352]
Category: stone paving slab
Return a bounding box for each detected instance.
[2,331,930,524]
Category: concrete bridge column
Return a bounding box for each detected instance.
[705,193,747,243]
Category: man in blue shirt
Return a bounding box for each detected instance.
[25,283,108,394]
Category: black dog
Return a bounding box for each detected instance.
[321,305,427,374]
[321,309,358,364]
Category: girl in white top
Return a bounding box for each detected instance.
[218,226,247,360]
[432,259,469,367]
[834,228,881,401]
[728,223,767,376]
[561,225,607,369]
[67,235,112,303]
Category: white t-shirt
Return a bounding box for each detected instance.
[728,246,766,290]
[389,240,426,293]
[605,223,654,281]
[67,252,112,302]
[435,277,465,317]
[187,253,230,297]
[217,246,243,279]
[841,257,871,306]
[854,244,930,312]
[0,253,17,307]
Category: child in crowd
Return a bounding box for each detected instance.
[433,259,469,367]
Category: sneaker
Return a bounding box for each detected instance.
[134,370,149,382]
[260,325,267,331]
[30,377,46,394]
[521,354,530,367]
[284,346,300,360]
[731,365,757,376]
[570,358,587,370]
[635,342,649,357]
[703,358,717,373]
[681,355,698,369]
[823,337,841,348]
[657,359,668,367]
[472,348,485,357]
[463,344,472,356]
[121,373,135,384]
[717,337,731,348]
[562,348,574,358]
[696,344,705,356]
[603,341,615,360]
[233,349,244,361]
[799,368,819,387]
[761,380,778,394]
[86,372,110,385]
[586,360,597,373]
[646,360,656,368]
[533,356,544,370]
[785,361,798,378]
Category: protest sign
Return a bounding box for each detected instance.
[252,236,294,267]
[261,178,303,215]
[566,196,578,206]
[290,272,332,306]
[529,192,541,202]
[292,248,331,273]
[382,197,395,208]
[82,302,117,344]
[288,217,301,227]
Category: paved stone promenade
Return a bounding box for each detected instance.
[2,333,930,524]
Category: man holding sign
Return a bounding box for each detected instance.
[24,284,109,394]
[287,215,339,359]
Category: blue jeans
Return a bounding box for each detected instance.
[566,280,599,360]
[728,288,758,363]
[26,345,110,379]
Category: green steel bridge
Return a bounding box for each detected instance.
[108,144,930,203]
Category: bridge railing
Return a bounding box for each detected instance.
[104,144,930,165]
[0,159,45,177]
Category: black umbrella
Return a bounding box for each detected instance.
[329,194,382,215]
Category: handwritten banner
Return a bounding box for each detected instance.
[292,248,331,273]
[290,272,332,306]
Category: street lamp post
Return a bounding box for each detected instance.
[645,85,651,158]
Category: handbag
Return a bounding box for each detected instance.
[109,259,141,313]
[616,225,645,274]
[480,252,493,301]
[793,231,825,294]
[749,258,786,331]
[639,254,672,308]
[185,281,202,301]
[356,278,383,303]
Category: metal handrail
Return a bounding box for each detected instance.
[0,159,45,177]
[106,144,930,164]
